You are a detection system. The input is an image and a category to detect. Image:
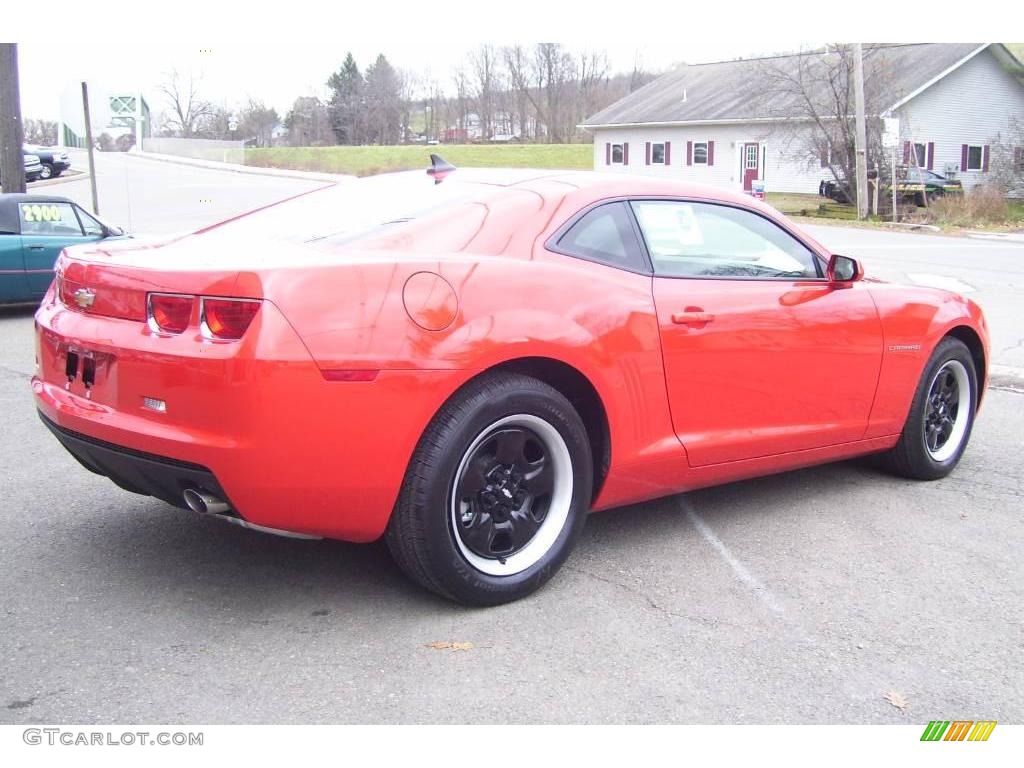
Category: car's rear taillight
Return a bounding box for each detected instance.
[147,293,193,334]
[201,298,261,340]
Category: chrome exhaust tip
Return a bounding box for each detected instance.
[183,488,230,515]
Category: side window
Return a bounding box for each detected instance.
[20,202,84,236]
[76,207,105,236]
[554,202,646,272]
[631,200,820,279]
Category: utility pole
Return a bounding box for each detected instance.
[81,82,100,215]
[0,44,26,194]
[853,42,869,220]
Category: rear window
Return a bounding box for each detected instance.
[211,172,512,251]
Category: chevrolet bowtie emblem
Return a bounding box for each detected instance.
[73,288,96,308]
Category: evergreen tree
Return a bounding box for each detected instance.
[326,53,364,144]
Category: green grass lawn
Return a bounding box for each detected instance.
[1007,200,1024,225]
[244,144,594,176]
[764,192,859,220]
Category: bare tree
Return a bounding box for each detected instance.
[531,44,576,143]
[471,44,500,140]
[284,96,331,147]
[452,66,471,141]
[23,118,57,145]
[577,50,610,140]
[195,103,233,140]
[396,69,419,143]
[502,45,534,140]
[157,69,214,138]
[988,117,1024,196]
[756,44,897,204]
[239,99,280,148]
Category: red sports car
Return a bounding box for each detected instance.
[32,160,989,605]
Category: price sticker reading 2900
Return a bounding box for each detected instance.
[22,204,62,223]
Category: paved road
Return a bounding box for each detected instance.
[40,149,326,234]
[1,160,1021,724]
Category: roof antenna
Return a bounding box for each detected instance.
[427,153,456,184]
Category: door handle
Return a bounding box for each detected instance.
[671,308,715,327]
[28,245,45,250]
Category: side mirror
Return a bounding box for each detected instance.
[827,254,863,285]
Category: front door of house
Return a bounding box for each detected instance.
[742,142,759,191]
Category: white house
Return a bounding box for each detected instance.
[582,43,1024,195]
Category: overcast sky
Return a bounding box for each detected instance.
[13,0,1007,125]
[17,42,817,124]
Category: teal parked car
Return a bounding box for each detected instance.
[0,194,127,304]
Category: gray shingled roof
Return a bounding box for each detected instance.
[583,43,990,126]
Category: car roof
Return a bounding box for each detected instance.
[423,167,763,210]
[0,193,76,235]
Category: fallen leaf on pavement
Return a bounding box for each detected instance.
[425,641,474,651]
[885,690,909,712]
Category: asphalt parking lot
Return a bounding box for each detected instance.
[2,155,1022,724]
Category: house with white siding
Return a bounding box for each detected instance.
[582,43,1024,196]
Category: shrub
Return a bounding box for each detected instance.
[918,185,1009,227]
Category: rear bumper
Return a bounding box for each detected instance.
[39,410,227,510]
[32,293,476,541]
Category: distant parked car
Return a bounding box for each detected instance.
[24,145,71,180]
[0,193,127,304]
[888,168,964,206]
[26,153,44,182]
[823,167,963,207]
[4,152,45,185]
[819,177,851,204]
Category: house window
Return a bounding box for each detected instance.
[611,143,624,164]
[694,142,709,165]
[966,145,983,171]
[913,143,927,168]
[651,142,666,165]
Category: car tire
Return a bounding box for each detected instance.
[39,163,53,180]
[880,337,977,480]
[386,372,593,606]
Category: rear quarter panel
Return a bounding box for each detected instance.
[268,252,680,512]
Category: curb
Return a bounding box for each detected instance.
[27,171,90,189]
[128,150,351,184]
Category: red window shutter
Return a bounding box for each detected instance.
[686,141,693,166]
[982,145,990,172]
[605,142,610,165]
[961,144,969,171]
[645,141,651,165]
[819,148,828,168]
[623,142,629,165]
[903,141,911,164]
[664,141,671,165]
[708,141,715,166]
[927,142,935,170]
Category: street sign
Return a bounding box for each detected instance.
[882,117,900,149]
